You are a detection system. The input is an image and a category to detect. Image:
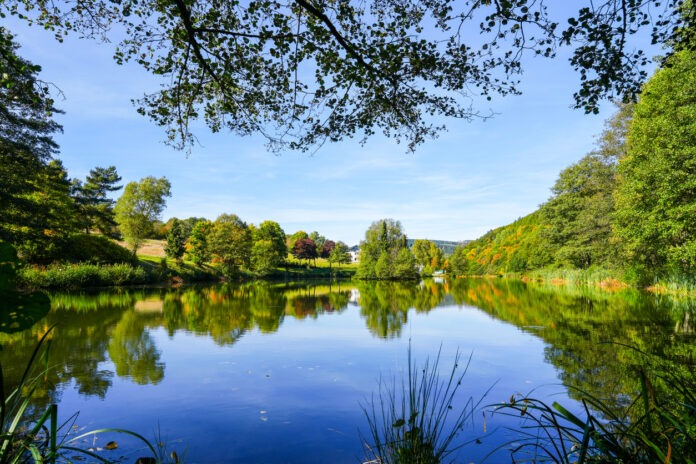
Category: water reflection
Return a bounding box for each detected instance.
[1,278,694,446]
[447,278,696,414]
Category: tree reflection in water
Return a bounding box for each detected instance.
[1,278,694,431]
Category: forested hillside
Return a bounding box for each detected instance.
[448,211,552,275]
[449,49,696,285]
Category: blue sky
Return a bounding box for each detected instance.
[7,14,649,246]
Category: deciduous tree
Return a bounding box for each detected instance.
[251,220,287,275]
[614,49,696,282]
[185,219,212,266]
[320,240,335,259]
[287,230,308,251]
[208,214,252,277]
[357,219,416,280]
[2,1,690,151]
[329,241,351,270]
[293,238,318,265]
[411,239,445,275]
[114,176,172,255]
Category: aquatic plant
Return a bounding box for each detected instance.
[492,348,696,463]
[361,346,487,464]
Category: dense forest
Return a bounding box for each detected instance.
[449,49,696,285]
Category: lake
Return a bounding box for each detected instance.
[1,278,694,463]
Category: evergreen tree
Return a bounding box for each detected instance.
[0,27,67,257]
[73,166,123,235]
[17,160,79,262]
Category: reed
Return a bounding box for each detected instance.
[491,348,696,463]
[361,346,487,464]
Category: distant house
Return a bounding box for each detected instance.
[348,245,360,263]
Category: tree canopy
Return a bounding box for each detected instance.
[72,166,123,234]
[114,176,172,254]
[614,49,696,281]
[1,27,63,249]
[2,1,692,152]
[357,219,417,280]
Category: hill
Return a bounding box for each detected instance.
[407,239,470,257]
[448,211,554,275]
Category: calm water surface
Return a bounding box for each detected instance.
[1,278,694,463]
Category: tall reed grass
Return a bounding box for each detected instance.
[492,347,696,463]
[361,346,488,464]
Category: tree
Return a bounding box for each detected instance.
[448,247,470,276]
[287,230,308,251]
[114,176,172,255]
[17,159,79,262]
[72,166,123,235]
[293,238,318,265]
[320,240,335,259]
[3,1,690,151]
[185,219,212,266]
[208,213,252,277]
[251,220,287,275]
[164,218,186,262]
[542,105,631,270]
[357,219,417,280]
[329,241,351,271]
[0,27,64,251]
[411,239,445,275]
[543,153,618,269]
[309,231,326,254]
[614,49,696,282]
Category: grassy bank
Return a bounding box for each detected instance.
[17,249,357,290]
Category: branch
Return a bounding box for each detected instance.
[294,0,395,85]
[192,27,296,41]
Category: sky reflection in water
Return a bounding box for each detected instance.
[2,279,692,463]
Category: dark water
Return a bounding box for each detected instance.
[1,278,694,463]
